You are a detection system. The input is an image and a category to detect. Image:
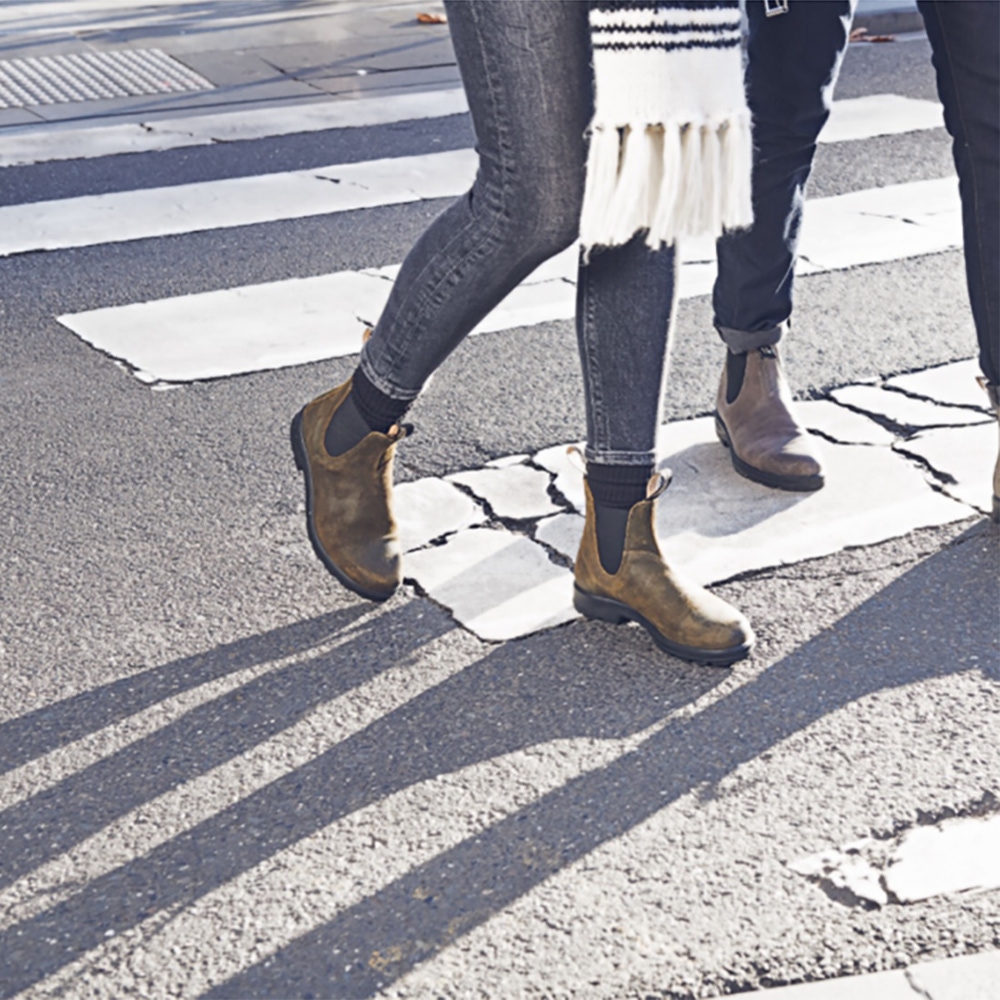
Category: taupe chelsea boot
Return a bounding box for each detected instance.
[716,344,824,492]
[573,475,754,666]
[291,378,404,601]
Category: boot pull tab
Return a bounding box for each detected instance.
[387,422,412,441]
[645,470,672,501]
[566,445,587,474]
[978,375,1000,409]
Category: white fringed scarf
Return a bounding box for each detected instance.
[579,0,754,251]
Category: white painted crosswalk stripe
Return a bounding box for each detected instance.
[0,148,479,257]
[0,92,941,169]
[0,95,945,257]
[57,176,961,384]
[0,88,471,168]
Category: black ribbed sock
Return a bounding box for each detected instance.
[725,348,747,404]
[587,462,653,575]
[323,369,412,457]
[323,390,375,457]
[352,367,412,432]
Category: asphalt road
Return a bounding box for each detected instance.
[0,28,997,1000]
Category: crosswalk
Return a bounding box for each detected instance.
[3,84,992,641]
[5,58,999,1000]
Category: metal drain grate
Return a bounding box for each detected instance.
[0,49,214,109]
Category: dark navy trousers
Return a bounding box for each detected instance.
[714,0,999,387]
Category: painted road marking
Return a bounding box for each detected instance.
[57,176,961,384]
[0,88,471,168]
[0,92,943,169]
[0,97,946,253]
[0,148,479,256]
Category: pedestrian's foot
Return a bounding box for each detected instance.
[715,344,824,492]
[291,378,404,601]
[573,474,754,667]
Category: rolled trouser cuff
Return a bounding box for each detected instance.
[716,321,785,354]
[357,349,423,403]
[584,447,658,467]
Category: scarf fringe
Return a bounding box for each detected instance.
[579,116,753,252]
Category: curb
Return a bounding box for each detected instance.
[852,9,925,36]
[749,950,1000,999]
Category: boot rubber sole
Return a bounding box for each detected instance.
[290,408,397,603]
[573,584,753,668]
[715,413,824,493]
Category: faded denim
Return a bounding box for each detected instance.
[359,0,677,466]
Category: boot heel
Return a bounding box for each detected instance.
[573,585,629,625]
[290,409,307,472]
[714,413,731,449]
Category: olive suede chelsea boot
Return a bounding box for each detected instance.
[716,344,824,492]
[573,475,754,667]
[291,378,404,601]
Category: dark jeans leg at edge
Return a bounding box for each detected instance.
[918,0,1000,386]
[712,0,855,353]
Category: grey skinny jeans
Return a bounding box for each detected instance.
[358,0,678,467]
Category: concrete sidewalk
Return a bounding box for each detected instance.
[0,0,923,133]
[0,0,455,130]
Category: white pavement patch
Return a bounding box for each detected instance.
[830,383,991,429]
[887,358,993,413]
[447,464,563,521]
[56,176,963,384]
[787,814,1000,914]
[796,399,896,446]
[395,393,984,641]
[819,94,943,144]
[528,417,966,590]
[902,422,998,513]
[0,148,478,256]
[788,846,888,907]
[762,953,1000,1000]
[0,91,932,167]
[394,477,486,552]
[404,528,576,642]
[884,814,1000,903]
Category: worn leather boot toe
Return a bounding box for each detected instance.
[716,344,824,492]
[573,477,754,666]
[291,379,404,601]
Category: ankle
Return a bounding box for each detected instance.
[324,389,375,457]
[352,368,411,434]
[587,462,653,575]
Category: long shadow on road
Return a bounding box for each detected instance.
[0,524,996,997]
[0,601,442,893]
[0,606,369,777]
[204,524,998,998]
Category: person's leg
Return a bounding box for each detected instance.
[293,0,592,599]
[571,237,754,666]
[355,0,591,424]
[918,0,999,520]
[712,0,855,491]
